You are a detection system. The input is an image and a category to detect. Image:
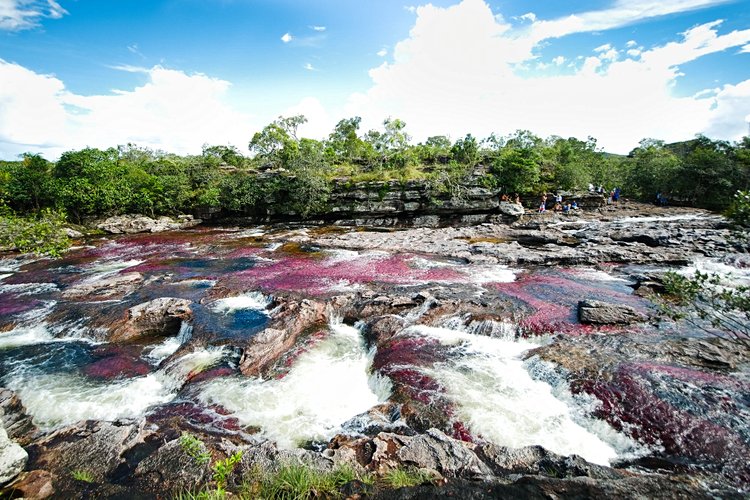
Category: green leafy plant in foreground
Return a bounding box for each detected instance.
[212,451,243,492]
[660,270,750,348]
[179,432,212,465]
[71,469,95,483]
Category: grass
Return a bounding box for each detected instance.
[240,462,373,500]
[383,467,437,488]
[70,469,95,483]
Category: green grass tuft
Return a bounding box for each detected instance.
[383,467,437,488]
[70,469,95,483]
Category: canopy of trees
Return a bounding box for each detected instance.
[1,116,749,224]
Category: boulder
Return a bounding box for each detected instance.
[96,214,201,234]
[239,298,326,376]
[25,419,154,484]
[133,437,210,492]
[0,389,36,445]
[578,300,645,325]
[498,202,525,217]
[111,297,192,342]
[396,428,491,478]
[3,470,55,498]
[0,427,27,485]
[62,272,143,301]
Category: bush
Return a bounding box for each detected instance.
[726,190,750,227]
[0,209,70,256]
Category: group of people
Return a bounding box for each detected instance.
[500,193,522,204]
[537,193,579,213]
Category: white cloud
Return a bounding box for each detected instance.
[519,12,536,22]
[740,43,750,53]
[377,47,388,57]
[594,43,612,53]
[626,40,638,48]
[345,0,750,153]
[310,25,326,32]
[281,32,293,43]
[0,0,68,30]
[0,60,254,159]
[627,48,643,57]
[405,6,416,13]
[282,97,334,140]
[303,62,316,71]
[552,56,565,65]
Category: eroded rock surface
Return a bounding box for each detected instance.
[97,214,201,234]
[111,297,192,342]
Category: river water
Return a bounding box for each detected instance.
[0,226,746,476]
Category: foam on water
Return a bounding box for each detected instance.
[210,292,272,314]
[407,324,634,465]
[680,258,750,287]
[613,214,718,224]
[570,268,630,283]
[143,321,193,364]
[0,324,56,349]
[0,282,58,296]
[82,259,144,279]
[3,346,226,429]
[197,320,391,448]
[467,265,518,284]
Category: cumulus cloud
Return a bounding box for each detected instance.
[345,0,750,153]
[552,56,565,65]
[377,47,388,57]
[303,62,316,71]
[0,0,68,30]
[280,32,293,43]
[310,25,326,32]
[0,60,254,159]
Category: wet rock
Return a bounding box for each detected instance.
[239,298,326,376]
[477,444,622,480]
[340,403,414,438]
[0,427,27,485]
[365,316,408,347]
[61,272,143,301]
[26,419,155,484]
[396,428,491,478]
[578,299,646,325]
[111,297,192,342]
[132,437,210,492]
[0,389,36,445]
[96,214,201,234]
[3,470,55,498]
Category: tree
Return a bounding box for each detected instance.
[451,134,480,167]
[627,139,680,201]
[327,117,368,164]
[248,115,308,169]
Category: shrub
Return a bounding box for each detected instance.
[0,208,70,256]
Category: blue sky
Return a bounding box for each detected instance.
[1,0,749,158]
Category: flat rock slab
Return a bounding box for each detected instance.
[578,300,645,325]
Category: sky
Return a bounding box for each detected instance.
[1,0,750,159]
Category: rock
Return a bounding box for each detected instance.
[62,272,143,301]
[4,470,55,498]
[498,202,525,217]
[477,444,622,480]
[396,428,491,478]
[578,300,645,325]
[63,227,84,238]
[240,298,326,376]
[96,214,201,234]
[111,297,192,342]
[0,389,36,446]
[0,427,27,485]
[26,419,155,484]
[133,437,210,492]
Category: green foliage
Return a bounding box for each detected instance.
[382,467,437,488]
[241,461,372,499]
[179,433,211,465]
[0,209,70,256]
[727,190,750,227]
[659,271,750,348]
[71,469,95,483]
[212,451,243,492]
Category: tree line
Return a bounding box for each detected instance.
[1,115,749,224]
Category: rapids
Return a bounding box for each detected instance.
[0,224,747,487]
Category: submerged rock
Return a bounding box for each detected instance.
[111,297,192,342]
[96,214,201,234]
[578,299,646,325]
